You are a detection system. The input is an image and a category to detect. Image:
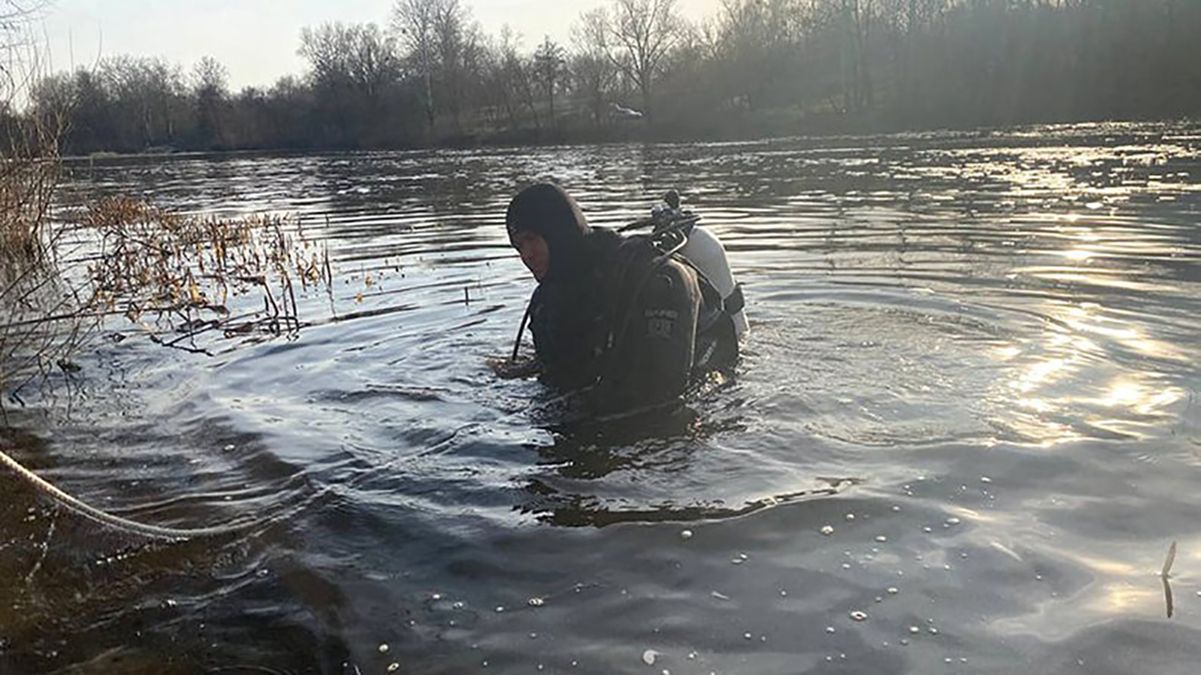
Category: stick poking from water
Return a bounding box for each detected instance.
[1162,541,1178,578]
[1161,540,1178,620]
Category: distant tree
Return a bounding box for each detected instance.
[607,0,682,122]
[482,26,539,130]
[432,0,478,133]
[392,0,479,133]
[392,0,442,129]
[97,56,186,150]
[712,0,804,111]
[836,0,875,113]
[533,36,566,123]
[299,22,402,146]
[191,56,228,149]
[570,8,618,127]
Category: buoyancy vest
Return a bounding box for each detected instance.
[529,229,738,409]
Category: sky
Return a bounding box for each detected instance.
[37,0,721,90]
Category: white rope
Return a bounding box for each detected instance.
[1,442,246,541]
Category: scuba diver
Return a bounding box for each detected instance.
[497,182,746,412]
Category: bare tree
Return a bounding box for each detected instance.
[299,23,402,145]
[571,8,618,127]
[392,0,442,129]
[838,0,875,113]
[97,56,186,149]
[714,0,804,110]
[392,0,479,133]
[192,56,228,148]
[608,0,682,122]
[501,27,541,129]
[533,36,566,123]
[481,26,523,129]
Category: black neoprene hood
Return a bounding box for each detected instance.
[505,183,592,280]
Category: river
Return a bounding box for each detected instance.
[2,121,1201,674]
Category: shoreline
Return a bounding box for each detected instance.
[61,114,1200,163]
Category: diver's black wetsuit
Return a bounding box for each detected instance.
[508,183,738,411]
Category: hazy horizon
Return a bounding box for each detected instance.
[39,0,721,90]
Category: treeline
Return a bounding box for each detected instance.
[22,0,1201,154]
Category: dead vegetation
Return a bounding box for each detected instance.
[2,193,335,414]
[81,196,333,354]
[0,1,331,415]
[0,1,84,416]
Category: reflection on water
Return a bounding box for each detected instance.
[3,121,1201,673]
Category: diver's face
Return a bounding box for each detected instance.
[513,230,550,281]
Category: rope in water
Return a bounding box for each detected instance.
[1,442,245,541]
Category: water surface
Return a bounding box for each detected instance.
[3,122,1201,674]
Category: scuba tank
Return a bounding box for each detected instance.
[638,191,748,338]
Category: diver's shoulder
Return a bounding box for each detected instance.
[583,226,625,254]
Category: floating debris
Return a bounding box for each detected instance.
[711,591,731,601]
[378,644,389,654]
[528,597,545,607]
[825,626,836,634]
[887,587,899,595]
[642,649,659,666]
[909,626,921,634]
[845,513,856,521]
[980,476,992,484]
[875,535,888,543]
[946,517,962,526]
[680,529,694,540]
[387,664,400,673]
[990,541,1023,562]
[821,525,835,536]
[850,611,868,622]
